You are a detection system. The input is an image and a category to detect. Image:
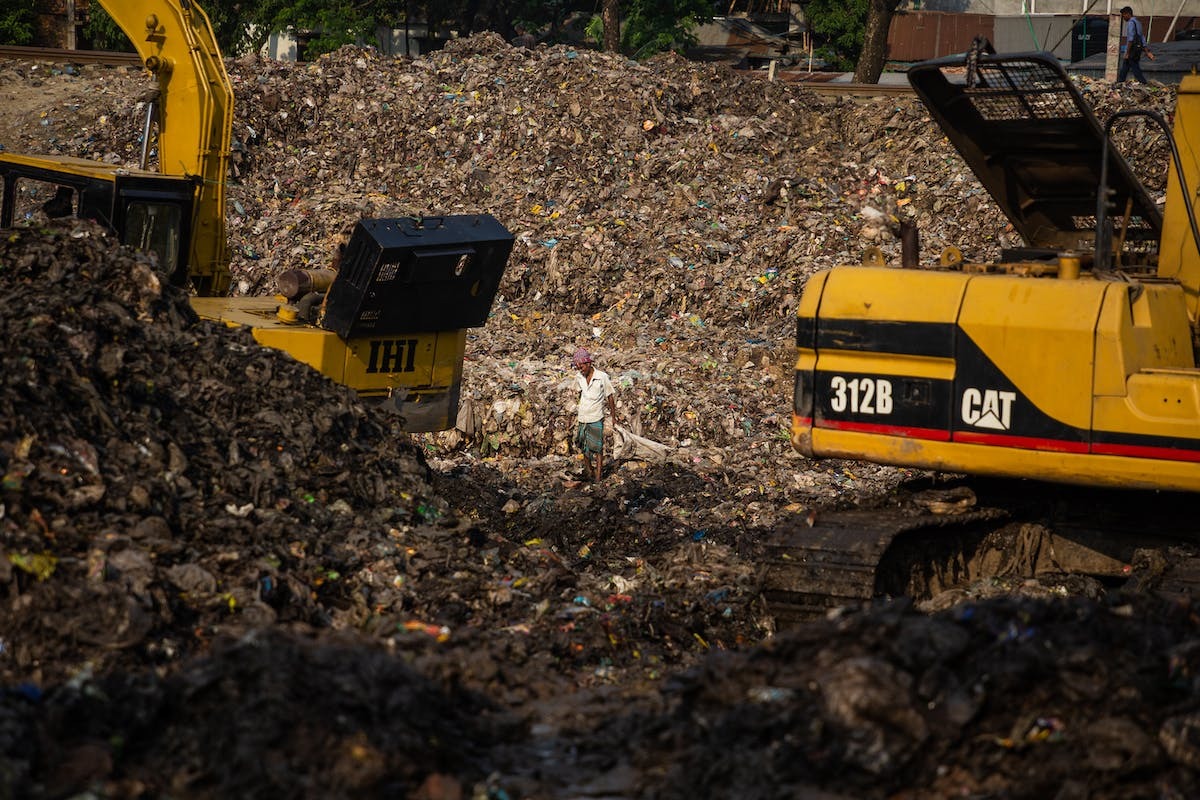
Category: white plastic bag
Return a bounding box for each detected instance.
[612,424,672,462]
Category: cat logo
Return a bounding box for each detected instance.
[961,387,1016,431]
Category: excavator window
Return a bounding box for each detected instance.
[9,178,74,224]
[122,201,182,276]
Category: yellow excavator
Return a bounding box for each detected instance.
[766,49,1200,621]
[792,49,1200,491]
[0,0,511,432]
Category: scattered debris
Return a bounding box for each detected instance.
[0,39,1193,799]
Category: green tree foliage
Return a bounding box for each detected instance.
[256,0,382,55]
[76,0,718,61]
[804,0,867,71]
[0,0,36,45]
[620,0,711,57]
[584,13,605,47]
[575,0,715,57]
[804,0,899,82]
[200,0,266,55]
[80,2,133,51]
[80,0,258,54]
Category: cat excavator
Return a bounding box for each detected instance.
[0,0,511,432]
[767,48,1200,621]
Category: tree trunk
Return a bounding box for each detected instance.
[602,0,620,52]
[854,0,900,83]
[459,0,481,35]
[459,0,503,36]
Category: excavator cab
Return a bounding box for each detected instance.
[791,49,1200,492]
[0,156,197,287]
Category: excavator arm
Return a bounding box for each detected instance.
[93,0,233,294]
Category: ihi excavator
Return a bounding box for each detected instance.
[0,0,512,432]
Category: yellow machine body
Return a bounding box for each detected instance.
[0,0,510,432]
[191,296,468,431]
[792,52,1200,491]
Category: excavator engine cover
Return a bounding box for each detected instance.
[322,215,514,338]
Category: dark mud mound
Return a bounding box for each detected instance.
[0,224,435,685]
[0,223,771,716]
[0,628,512,798]
[579,596,1200,800]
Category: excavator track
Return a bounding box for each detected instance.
[761,506,1008,625]
[762,480,1200,627]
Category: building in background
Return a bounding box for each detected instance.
[888,2,1199,63]
[686,16,798,69]
[22,0,1200,70]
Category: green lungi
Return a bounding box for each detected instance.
[575,421,604,454]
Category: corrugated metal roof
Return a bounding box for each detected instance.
[687,16,793,64]
[691,17,789,49]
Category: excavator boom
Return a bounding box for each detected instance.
[0,0,230,290]
[95,0,233,292]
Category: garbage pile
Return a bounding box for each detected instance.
[0,223,774,796]
[0,40,1196,799]
[575,595,1200,799]
[0,44,1178,466]
[0,629,516,797]
[218,43,1176,460]
[0,223,432,684]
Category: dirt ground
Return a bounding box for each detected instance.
[1,42,1198,799]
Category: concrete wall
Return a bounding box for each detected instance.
[915,1,1197,15]
[890,8,1200,60]
[993,14,1080,56]
[260,25,433,62]
[263,32,298,61]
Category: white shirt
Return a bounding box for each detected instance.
[575,368,614,424]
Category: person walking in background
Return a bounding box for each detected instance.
[572,347,617,482]
[1118,6,1155,84]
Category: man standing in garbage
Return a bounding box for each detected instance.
[572,347,618,482]
[1118,6,1155,84]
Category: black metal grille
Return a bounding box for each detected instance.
[1072,214,1156,233]
[963,60,1081,121]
